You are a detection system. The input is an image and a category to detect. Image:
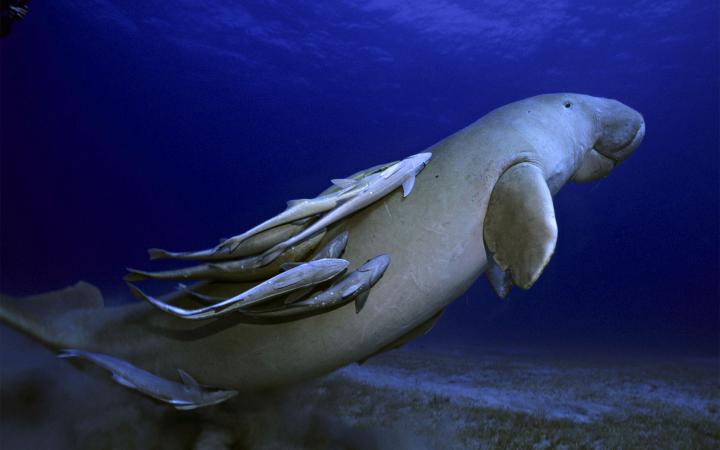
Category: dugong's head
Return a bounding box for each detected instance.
[567,94,646,182]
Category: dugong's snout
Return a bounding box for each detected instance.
[593,99,645,163]
[574,98,645,183]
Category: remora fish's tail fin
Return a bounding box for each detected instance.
[123,268,151,281]
[0,281,102,350]
[147,248,172,260]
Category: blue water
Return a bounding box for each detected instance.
[1,1,718,355]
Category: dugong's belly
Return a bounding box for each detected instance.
[102,136,492,390]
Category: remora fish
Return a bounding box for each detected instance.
[279,230,349,272]
[279,230,350,305]
[249,254,391,317]
[260,153,431,264]
[147,220,311,261]
[182,231,351,305]
[125,231,326,282]
[58,349,237,410]
[318,160,400,196]
[128,258,349,320]
[216,173,376,253]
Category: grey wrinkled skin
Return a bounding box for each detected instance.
[1,93,644,391]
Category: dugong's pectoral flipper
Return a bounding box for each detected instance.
[484,162,558,290]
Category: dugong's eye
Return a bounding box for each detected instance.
[564,101,573,109]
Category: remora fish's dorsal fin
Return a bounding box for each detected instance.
[401,175,416,197]
[484,162,557,290]
[485,260,512,299]
[177,369,200,388]
[330,178,357,189]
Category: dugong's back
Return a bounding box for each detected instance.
[88,114,502,390]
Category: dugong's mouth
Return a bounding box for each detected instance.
[574,119,645,183]
[597,121,646,163]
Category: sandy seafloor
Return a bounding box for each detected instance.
[1,327,718,450]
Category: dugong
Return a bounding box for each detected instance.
[0,93,645,391]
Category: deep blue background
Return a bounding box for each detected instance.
[1,1,718,354]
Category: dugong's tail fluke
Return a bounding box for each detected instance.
[0,281,102,351]
[0,298,56,348]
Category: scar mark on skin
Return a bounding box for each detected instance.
[422,224,445,235]
[408,271,424,293]
[249,334,281,358]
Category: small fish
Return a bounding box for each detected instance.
[178,230,346,304]
[128,258,350,320]
[317,160,400,196]
[58,349,237,410]
[261,153,431,264]
[248,254,390,317]
[216,177,371,253]
[279,230,349,271]
[125,231,326,282]
[147,220,312,261]
[279,231,350,304]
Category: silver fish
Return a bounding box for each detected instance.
[317,160,400,196]
[248,254,391,317]
[180,231,351,306]
[125,231,326,282]
[128,258,350,320]
[260,153,431,264]
[279,231,350,304]
[216,177,370,253]
[147,220,312,261]
[58,349,237,410]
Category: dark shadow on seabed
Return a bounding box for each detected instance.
[2,324,718,450]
